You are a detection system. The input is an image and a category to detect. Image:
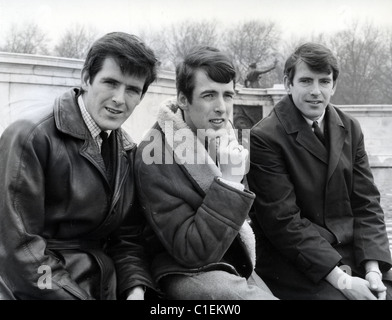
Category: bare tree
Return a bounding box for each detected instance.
[54,24,98,59]
[1,22,49,55]
[375,28,392,104]
[171,20,220,65]
[143,20,220,71]
[222,20,281,86]
[329,21,385,104]
[138,29,171,71]
[280,33,329,61]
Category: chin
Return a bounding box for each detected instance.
[105,120,125,131]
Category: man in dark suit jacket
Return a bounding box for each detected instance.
[247,42,392,300]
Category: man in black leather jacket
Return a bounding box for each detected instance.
[0,32,158,300]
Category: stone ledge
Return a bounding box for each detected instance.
[0,74,80,86]
[369,155,392,168]
[0,52,84,69]
[338,105,392,117]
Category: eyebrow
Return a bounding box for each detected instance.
[102,77,143,92]
[200,90,217,95]
[126,84,143,92]
[200,89,235,95]
[102,76,117,82]
[298,75,332,80]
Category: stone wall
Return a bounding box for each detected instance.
[0,52,391,167]
[337,105,392,167]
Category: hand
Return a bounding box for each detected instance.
[340,275,378,300]
[203,125,249,183]
[326,266,378,300]
[366,270,387,300]
[364,261,386,300]
[126,286,145,300]
[218,139,249,183]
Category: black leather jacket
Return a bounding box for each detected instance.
[0,88,153,299]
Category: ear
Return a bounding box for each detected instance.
[331,80,337,96]
[283,75,292,94]
[177,92,189,111]
[81,70,90,91]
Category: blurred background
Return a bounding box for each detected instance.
[0,0,392,104]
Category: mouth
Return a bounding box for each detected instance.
[306,100,323,106]
[209,119,225,125]
[105,106,122,115]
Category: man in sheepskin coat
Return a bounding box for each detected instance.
[134,46,277,300]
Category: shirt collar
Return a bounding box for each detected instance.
[302,109,326,130]
[78,95,111,138]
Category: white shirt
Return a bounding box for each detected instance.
[302,110,326,133]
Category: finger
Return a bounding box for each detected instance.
[369,281,379,291]
[228,139,244,149]
[378,290,386,300]
[366,274,386,291]
[363,280,379,300]
[232,145,244,153]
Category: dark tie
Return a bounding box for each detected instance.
[100,131,111,169]
[312,121,326,146]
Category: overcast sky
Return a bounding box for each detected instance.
[0,0,391,45]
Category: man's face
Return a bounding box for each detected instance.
[82,57,147,131]
[284,61,336,121]
[180,70,235,135]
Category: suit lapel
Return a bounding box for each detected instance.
[275,96,328,164]
[296,130,329,164]
[326,106,346,181]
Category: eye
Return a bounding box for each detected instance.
[299,79,312,84]
[104,80,117,87]
[224,93,234,100]
[126,87,142,95]
[203,93,214,100]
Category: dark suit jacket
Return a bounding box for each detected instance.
[248,95,391,291]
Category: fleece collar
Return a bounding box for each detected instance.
[157,98,256,268]
[157,98,222,193]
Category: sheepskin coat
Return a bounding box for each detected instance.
[135,99,256,285]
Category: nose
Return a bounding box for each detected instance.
[112,87,125,105]
[214,96,227,114]
[310,83,321,96]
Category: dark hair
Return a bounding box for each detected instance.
[175,45,236,103]
[81,32,158,94]
[284,42,339,85]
